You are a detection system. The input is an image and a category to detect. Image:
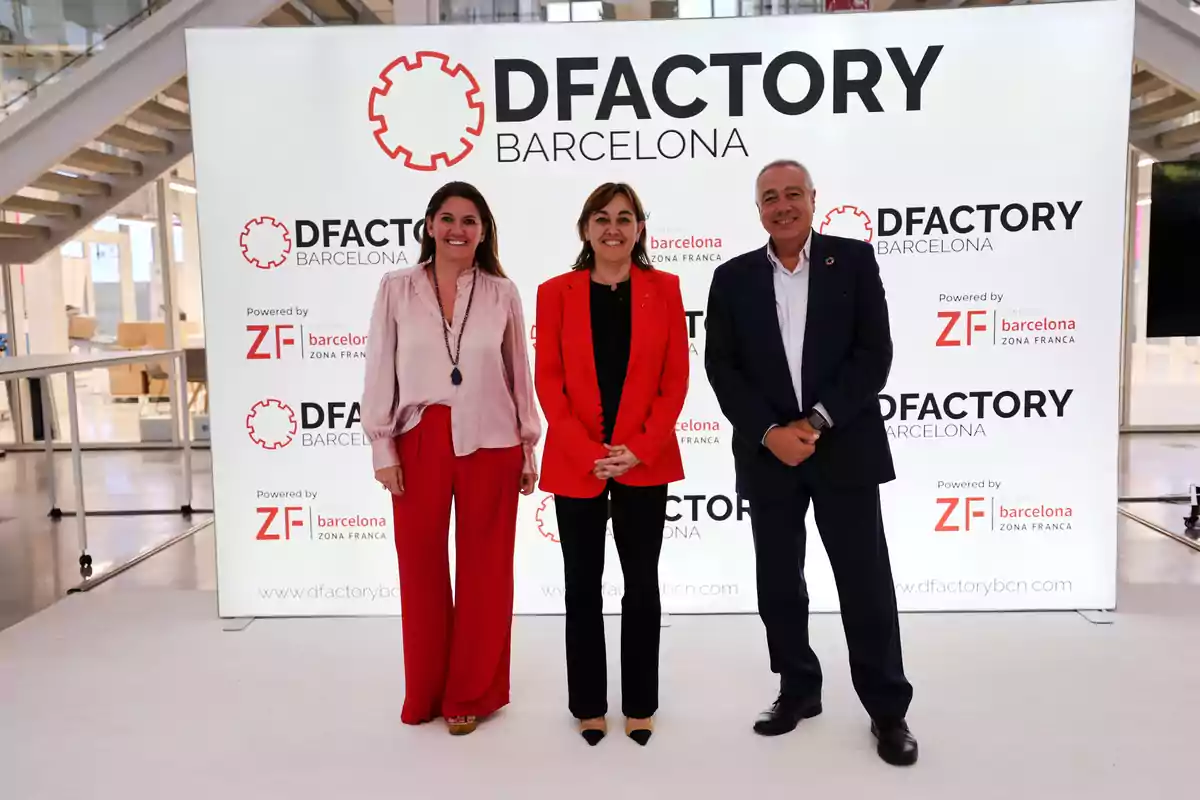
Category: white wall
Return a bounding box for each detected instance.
[24,252,69,355]
[21,250,69,439]
[60,251,92,314]
[176,189,205,328]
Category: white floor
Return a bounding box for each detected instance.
[0,433,1195,797]
[1,583,1198,798]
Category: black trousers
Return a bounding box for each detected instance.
[748,479,913,724]
[554,480,667,719]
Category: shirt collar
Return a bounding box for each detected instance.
[766,231,812,275]
[420,258,478,285]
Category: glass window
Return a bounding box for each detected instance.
[129,224,153,284]
[545,1,605,21]
[1128,158,1200,425]
[714,0,739,16]
[90,243,120,283]
[571,1,603,20]
[678,0,713,17]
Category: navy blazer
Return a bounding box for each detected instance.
[704,232,896,493]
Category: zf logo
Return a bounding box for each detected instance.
[935,496,990,532]
[247,325,296,359]
[256,506,306,540]
[936,310,990,347]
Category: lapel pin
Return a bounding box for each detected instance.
[825,256,835,266]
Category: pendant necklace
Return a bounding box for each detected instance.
[430,263,477,386]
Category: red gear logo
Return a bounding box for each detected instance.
[818,205,874,243]
[368,51,484,171]
[246,398,298,450]
[535,495,559,543]
[240,216,292,270]
[534,494,616,543]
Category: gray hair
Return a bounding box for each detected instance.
[756,159,814,192]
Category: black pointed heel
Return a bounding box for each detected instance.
[578,717,607,746]
[625,717,654,746]
[581,729,605,746]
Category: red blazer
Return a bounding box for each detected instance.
[535,267,689,498]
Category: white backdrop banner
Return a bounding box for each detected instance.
[186,1,1133,618]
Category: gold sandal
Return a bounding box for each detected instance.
[579,716,607,746]
[625,716,653,746]
[447,715,477,735]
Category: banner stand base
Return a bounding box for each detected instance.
[222,617,256,633]
[1076,609,1116,625]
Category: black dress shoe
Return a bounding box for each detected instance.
[752,695,822,736]
[625,717,653,746]
[628,729,652,746]
[578,718,607,746]
[871,720,918,766]
[581,729,605,746]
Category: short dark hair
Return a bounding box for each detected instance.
[571,182,653,272]
[419,181,505,277]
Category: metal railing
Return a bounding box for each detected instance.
[0,0,173,116]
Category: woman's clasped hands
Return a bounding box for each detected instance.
[593,444,640,480]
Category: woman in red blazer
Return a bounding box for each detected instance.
[535,182,689,747]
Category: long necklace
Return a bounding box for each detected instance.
[429,263,477,386]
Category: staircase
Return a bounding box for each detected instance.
[0,0,392,266]
[878,0,1200,163]
[1129,0,1200,160]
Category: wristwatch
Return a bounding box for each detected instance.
[805,408,830,432]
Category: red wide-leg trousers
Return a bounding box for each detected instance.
[391,404,523,724]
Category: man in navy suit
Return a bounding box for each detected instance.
[704,160,917,766]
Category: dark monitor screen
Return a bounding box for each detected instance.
[1146,160,1200,338]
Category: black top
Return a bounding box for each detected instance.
[589,277,632,444]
